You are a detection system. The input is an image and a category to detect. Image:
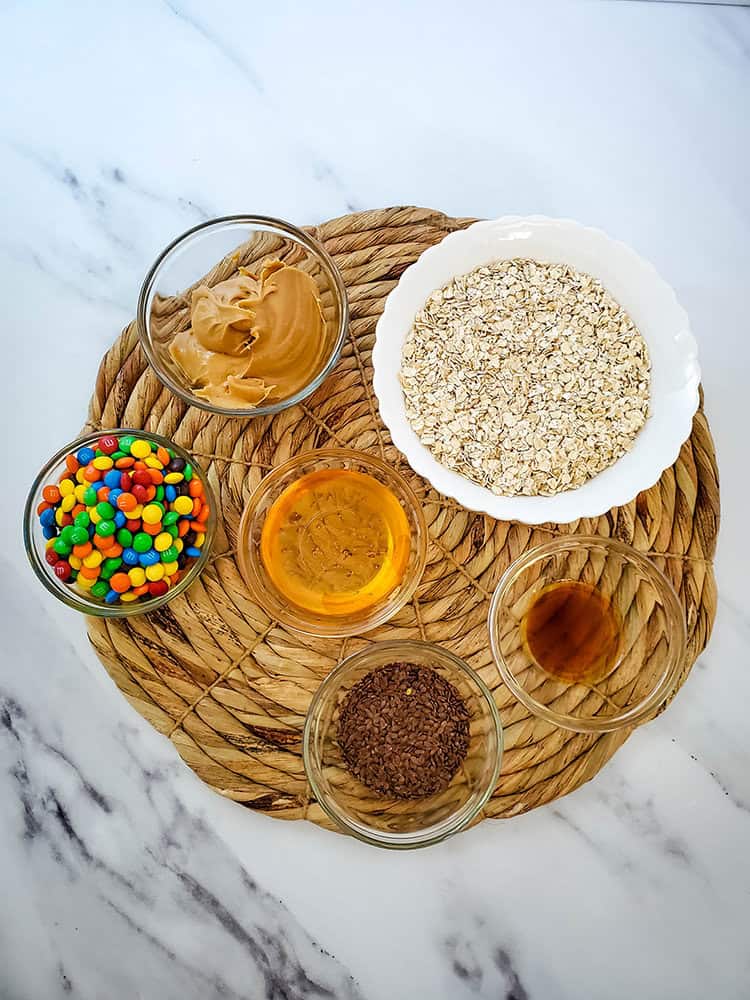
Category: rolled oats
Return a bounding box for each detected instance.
[399,259,650,497]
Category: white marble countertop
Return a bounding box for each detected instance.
[2,2,749,998]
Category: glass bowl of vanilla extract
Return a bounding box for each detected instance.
[488,536,686,733]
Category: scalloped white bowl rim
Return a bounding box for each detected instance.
[372,215,700,524]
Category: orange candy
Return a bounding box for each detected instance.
[132,584,150,597]
[37,500,51,515]
[116,492,137,512]
[115,456,135,469]
[93,534,112,551]
[109,573,131,594]
[156,446,170,466]
[148,469,163,485]
[102,543,123,558]
[197,505,210,523]
[42,485,61,504]
[65,454,80,474]
[83,465,100,482]
[72,542,93,558]
[178,520,190,537]
[79,565,100,580]
[188,480,203,498]
[143,521,162,536]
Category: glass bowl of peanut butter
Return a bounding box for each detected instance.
[137,216,348,416]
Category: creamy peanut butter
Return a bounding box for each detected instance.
[169,259,327,408]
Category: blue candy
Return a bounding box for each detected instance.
[104,589,120,604]
[104,470,121,488]
[87,480,104,492]
[108,488,122,504]
[114,511,126,528]
[165,485,177,502]
[139,549,160,567]
[185,546,201,558]
[39,507,56,528]
[77,446,96,465]
[122,548,139,566]
[42,524,58,540]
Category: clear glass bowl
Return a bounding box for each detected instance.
[488,536,686,733]
[137,215,348,417]
[237,449,427,637]
[303,640,503,849]
[23,428,216,617]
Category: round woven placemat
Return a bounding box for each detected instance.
[84,206,719,831]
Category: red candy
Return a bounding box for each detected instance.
[54,561,72,581]
[45,550,60,566]
[148,580,168,597]
[98,436,119,454]
[132,484,148,503]
[133,470,151,487]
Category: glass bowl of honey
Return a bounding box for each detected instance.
[488,536,686,733]
[237,449,428,637]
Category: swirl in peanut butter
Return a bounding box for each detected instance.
[169,259,327,408]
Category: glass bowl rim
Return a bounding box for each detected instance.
[23,426,217,618]
[136,214,350,418]
[303,638,504,849]
[237,447,429,638]
[488,534,687,733]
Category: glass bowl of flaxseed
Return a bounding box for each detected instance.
[303,640,503,849]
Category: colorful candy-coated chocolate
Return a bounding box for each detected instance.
[34,432,208,607]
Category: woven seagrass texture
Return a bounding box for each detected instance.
[84,207,719,831]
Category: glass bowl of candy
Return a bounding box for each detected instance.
[23,428,216,617]
[236,448,428,637]
[137,215,349,417]
[303,639,503,849]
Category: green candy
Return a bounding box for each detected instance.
[166,525,179,539]
[70,526,89,546]
[101,557,122,579]
[163,511,179,526]
[74,511,90,528]
[119,435,135,452]
[111,450,126,461]
[161,545,179,563]
[155,486,164,501]
[96,501,115,519]
[95,519,116,538]
[53,538,71,556]
[91,580,109,599]
[84,486,98,506]
[60,525,76,544]
[183,464,193,482]
[133,532,152,553]
[116,528,133,547]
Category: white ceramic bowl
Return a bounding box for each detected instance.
[372,216,700,524]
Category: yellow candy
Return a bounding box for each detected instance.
[69,555,82,570]
[59,479,75,497]
[161,561,178,576]
[164,472,183,484]
[55,509,66,526]
[83,551,103,569]
[174,538,184,553]
[76,575,95,590]
[128,567,146,587]
[93,455,113,471]
[76,469,86,483]
[130,439,151,459]
[60,495,75,513]
[145,563,165,582]
[74,484,88,502]
[154,532,172,552]
[90,508,102,524]
[173,496,193,516]
[195,532,205,547]
[142,504,162,525]
[120,591,140,603]
[131,504,143,519]
[145,455,163,470]
[45,538,56,551]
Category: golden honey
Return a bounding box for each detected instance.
[260,469,411,616]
